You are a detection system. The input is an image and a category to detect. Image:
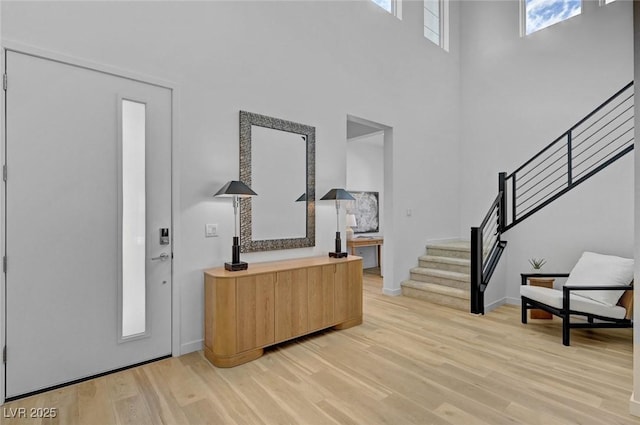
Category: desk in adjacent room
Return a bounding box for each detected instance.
[347,237,383,274]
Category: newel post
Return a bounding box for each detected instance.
[498,172,507,233]
[470,226,484,315]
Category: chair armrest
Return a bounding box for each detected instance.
[562,285,633,313]
[520,273,570,285]
[563,285,633,292]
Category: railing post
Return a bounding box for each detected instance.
[498,172,507,232]
[470,227,484,315]
[511,172,517,224]
[567,130,573,187]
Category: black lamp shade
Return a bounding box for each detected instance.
[214,180,257,197]
[320,188,355,201]
[295,193,307,202]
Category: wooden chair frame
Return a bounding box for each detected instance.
[520,273,633,346]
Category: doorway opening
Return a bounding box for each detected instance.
[346,115,395,295]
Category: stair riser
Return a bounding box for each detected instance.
[418,260,470,274]
[426,247,470,260]
[401,287,469,311]
[409,273,470,290]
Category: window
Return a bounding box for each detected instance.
[371,0,402,18]
[372,0,392,13]
[424,0,448,51]
[121,99,147,340]
[524,0,581,35]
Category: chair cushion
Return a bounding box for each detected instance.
[565,252,634,306]
[520,285,627,320]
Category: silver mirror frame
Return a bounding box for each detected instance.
[239,110,315,252]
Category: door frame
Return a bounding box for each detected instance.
[346,114,396,296]
[0,40,183,404]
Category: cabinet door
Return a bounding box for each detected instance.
[275,269,308,342]
[348,260,363,319]
[334,263,350,323]
[206,276,237,357]
[308,265,335,331]
[236,273,275,352]
[334,260,363,324]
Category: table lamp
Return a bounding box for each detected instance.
[320,188,355,258]
[214,180,257,271]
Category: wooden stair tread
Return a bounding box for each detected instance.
[418,255,470,266]
[426,241,471,252]
[410,267,470,282]
[401,280,470,299]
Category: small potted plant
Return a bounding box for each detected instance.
[528,258,547,272]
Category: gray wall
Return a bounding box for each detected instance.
[1,0,463,353]
[459,0,634,307]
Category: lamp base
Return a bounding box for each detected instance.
[346,228,354,240]
[225,261,248,271]
[328,252,348,258]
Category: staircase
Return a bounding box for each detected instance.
[401,241,471,311]
[404,81,634,314]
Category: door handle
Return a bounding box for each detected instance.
[151,252,170,262]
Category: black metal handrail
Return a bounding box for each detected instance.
[504,81,634,230]
[470,188,507,315]
[469,82,634,315]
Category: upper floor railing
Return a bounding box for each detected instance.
[503,81,634,230]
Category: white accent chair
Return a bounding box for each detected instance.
[520,252,633,346]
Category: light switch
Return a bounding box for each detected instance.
[205,224,218,237]
[406,209,412,217]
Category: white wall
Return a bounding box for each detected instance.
[459,0,634,307]
[347,132,384,268]
[1,0,463,353]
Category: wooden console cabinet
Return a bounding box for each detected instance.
[204,256,363,367]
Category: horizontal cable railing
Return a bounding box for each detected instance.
[504,81,634,230]
[470,81,634,314]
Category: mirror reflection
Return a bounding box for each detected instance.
[251,126,306,240]
[239,111,315,252]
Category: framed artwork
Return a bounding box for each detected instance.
[347,191,379,233]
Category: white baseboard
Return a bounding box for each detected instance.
[484,298,506,312]
[484,296,520,312]
[181,339,203,355]
[630,393,640,417]
[504,296,521,305]
[383,287,402,296]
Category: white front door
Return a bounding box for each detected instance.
[5,51,173,398]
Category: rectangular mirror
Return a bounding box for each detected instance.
[239,111,315,252]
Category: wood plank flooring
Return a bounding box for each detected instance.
[1,273,635,425]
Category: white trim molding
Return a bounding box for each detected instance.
[630,393,640,417]
[383,288,402,296]
[181,339,204,355]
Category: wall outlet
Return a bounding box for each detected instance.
[205,224,218,237]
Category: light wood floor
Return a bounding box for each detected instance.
[1,272,635,425]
